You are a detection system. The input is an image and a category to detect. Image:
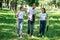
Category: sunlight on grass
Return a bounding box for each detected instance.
[0,8,60,40]
[0,23,15,26]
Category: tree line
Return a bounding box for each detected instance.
[0,0,60,11]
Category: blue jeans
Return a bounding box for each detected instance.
[39,20,46,36]
[17,19,23,36]
[28,20,34,35]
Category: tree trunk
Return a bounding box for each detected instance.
[7,0,9,8]
[0,0,2,10]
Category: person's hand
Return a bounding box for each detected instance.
[29,17,32,21]
[30,19,33,21]
[16,13,18,18]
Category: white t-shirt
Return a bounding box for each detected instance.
[17,11,25,19]
[27,8,36,20]
[39,13,47,20]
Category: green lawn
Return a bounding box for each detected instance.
[0,8,60,40]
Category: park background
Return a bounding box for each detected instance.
[0,0,60,40]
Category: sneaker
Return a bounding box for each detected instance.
[20,36,22,38]
[42,36,44,38]
[38,34,42,37]
[31,35,34,38]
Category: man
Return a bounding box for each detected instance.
[27,3,36,38]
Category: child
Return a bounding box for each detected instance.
[16,6,25,38]
[39,8,47,38]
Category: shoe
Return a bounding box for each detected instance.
[31,35,34,38]
[20,36,22,38]
[38,34,42,37]
[42,36,44,38]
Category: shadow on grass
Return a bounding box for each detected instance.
[0,14,16,24]
[0,25,17,40]
[0,9,60,40]
[0,8,13,13]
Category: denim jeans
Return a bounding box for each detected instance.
[39,20,46,36]
[28,20,34,35]
[17,19,23,37]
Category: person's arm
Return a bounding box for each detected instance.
[38,17,40,24]
[23,12,26,19]
[46,14,49,25]
[26,8,30,16]
[26,8,30,19]
[26,12,30,20]
[16,14,18,17]
[16,11,19,18]
[46,14,48,19]
[38,14,40,24]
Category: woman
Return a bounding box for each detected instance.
[39,8,47,38]
[16,6,25,38]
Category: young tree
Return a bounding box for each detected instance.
[56,0,60,8]
[7,0,9,8]
[13,0,17,13]
[0,0,3,10]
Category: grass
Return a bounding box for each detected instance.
[0,8,60,40]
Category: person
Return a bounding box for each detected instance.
[39,8,47,38]
[16,6,25,38]
[27,3,36,38]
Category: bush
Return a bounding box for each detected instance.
[57,2,60,8]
